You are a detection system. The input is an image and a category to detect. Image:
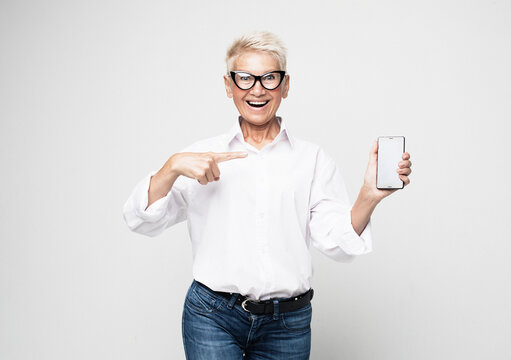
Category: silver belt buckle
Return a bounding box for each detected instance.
[241,298,260,312]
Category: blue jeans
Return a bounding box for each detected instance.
[182,279,312,359]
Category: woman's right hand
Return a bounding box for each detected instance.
[146,151,248,210]
[168,151,248,185]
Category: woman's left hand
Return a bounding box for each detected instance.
[361,140,412,202]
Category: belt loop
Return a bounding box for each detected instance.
[272,299,279,320]
[227,293,239,309]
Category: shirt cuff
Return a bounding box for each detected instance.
[330,209,373,256]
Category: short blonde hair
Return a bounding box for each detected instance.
[225,31,287,74]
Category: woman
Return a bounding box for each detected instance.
[123,31,412,360]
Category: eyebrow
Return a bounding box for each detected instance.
[233,70,280,75]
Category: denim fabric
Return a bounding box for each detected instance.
[182,279,312,359]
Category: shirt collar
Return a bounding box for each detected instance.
[226,116,295,149]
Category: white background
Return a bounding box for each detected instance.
[1,0,510,359]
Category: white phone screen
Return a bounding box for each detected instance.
[377,136,405,189]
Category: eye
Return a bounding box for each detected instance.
[263,74,275,80]
[235,73,254,83]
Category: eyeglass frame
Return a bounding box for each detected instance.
[229,70,286,91]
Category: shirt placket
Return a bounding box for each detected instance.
[254,151,274,298]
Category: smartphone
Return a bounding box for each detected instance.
[377,136,405,189]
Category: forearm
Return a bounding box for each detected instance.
[146,159,181,210]
[350,186,380,236]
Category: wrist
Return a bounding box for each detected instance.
[160,154,182,179]
[156,167,180,185]
[359,184,381,206]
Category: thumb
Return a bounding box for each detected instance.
[369,139,378,164]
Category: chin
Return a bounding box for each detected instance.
[241,113,276,124]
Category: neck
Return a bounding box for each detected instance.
[239,116,281,146]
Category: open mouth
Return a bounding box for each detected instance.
[246,100,269,108]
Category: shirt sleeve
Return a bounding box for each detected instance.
[308,148,373,262]
[122,169,189,237]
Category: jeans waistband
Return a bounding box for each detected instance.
[193,279,314,315]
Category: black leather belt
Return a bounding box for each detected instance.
[195,281,314,315]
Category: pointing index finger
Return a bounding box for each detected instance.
[212,151,249,163]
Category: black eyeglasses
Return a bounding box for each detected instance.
[229,70,286,90]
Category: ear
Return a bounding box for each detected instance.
[282,74,290,99]
[224,75,233,98]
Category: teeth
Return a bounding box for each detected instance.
[247,101,268,107]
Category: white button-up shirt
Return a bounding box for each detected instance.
[123,116,372,300]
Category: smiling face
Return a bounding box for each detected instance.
[224,51,289,126]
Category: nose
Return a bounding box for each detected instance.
[249,79,267,96]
